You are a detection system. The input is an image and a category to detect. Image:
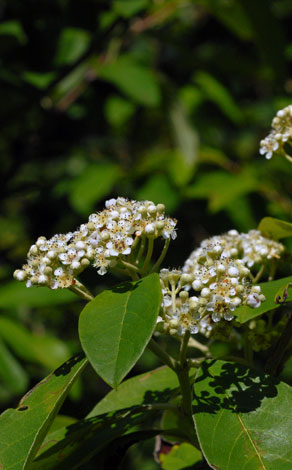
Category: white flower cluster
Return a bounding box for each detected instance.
[158,255,265,336]
[183,229,284,272]
[260,105,292,160]
[14,198,177,289]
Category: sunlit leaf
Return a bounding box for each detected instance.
[194,360,292,469]
[258,217,292,240]
[0,354,87,470]
[79,274,161,387]
[234,276,292,324]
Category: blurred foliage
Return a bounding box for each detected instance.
[2,0,292,468]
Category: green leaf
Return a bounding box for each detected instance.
[99,55,161,106]
[0,317,71,370]
[0,338,28,395]
[169,102,199,186]
[87,365,179,417]
[113,0,149,18]
[54,27,91,66]
[193,360,292,470]
[234,276,292,324]
[22,71,56,90]
[79,273,161,387]
[105,95,136,127]
[258,217,292,240]
[69,162,120,215]
[160,442,201,470]
[48,414,77,434]
[0,354,87,470]
[0,281,76,309]
[30,407,158,470]
[195,71,243,124]
[0,20,27,44]
[136,173,180,213]
[185,168,258,213]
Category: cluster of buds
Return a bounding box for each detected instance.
[183,229,284,274]
[260,105,292,161]
[158,257,265,336]
[247,316,288,352]
[14,198,177,289]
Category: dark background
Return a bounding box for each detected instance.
[1,1,292,468]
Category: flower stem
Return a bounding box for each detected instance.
[142,237,154,276]
[69,284,94,302]
[147,338,176,371]
[151,238,170,273]
[253,264,265,283]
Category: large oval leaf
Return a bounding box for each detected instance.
[234,275,292,324]
[0,354,87,470]
[79,273,161,388]
[193,360,292,470]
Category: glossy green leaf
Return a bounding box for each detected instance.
[0,338,28,395]
[30,408,158,470]
[99,55,161,106]
[69,162,120,215]
[258,217,292,240]
[160,442,201,470]
[0,281,76,309]
[0,317,71,370]
[79,274,161,387]
[0,354,87,470]
[87,365,179,417]
[234,276,292,324]
[54,27,91,66]
[193,360,292,470]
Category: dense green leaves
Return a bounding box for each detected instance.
[235,276,292,324]
[30,407,159,470]
[258,217,292,240]
[193,360,292,470]
[0,354,87,470]
[79,273,161,387]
